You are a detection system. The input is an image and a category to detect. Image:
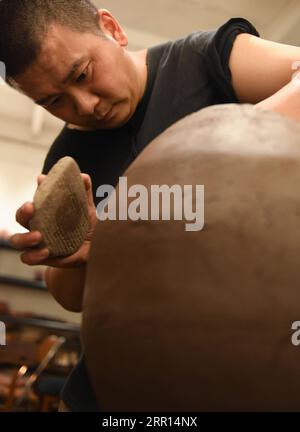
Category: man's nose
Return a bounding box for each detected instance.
[72,91,99,117]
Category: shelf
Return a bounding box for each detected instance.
[0,314,80,334]
[0,275,46,291]
[0,239,14,251]
[0,239,46,290]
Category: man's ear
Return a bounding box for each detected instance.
[97,9,128,47]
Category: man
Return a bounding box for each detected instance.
[3,0,300,411]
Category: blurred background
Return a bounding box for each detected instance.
[0,0,300,232]
[2,0,300,233]
[0,0,300,411]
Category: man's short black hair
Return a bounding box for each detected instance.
[0,0,103,81]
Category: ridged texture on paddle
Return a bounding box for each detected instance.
[30,157,89,257]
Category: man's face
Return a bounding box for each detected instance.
[15,18,142,129]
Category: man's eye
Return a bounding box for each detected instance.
[49,97,61,107]
[76,70,88,83]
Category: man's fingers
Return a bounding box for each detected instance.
[37,174,46,186]
[82,173,92,192]
[43,241,89,268]
[10,231,42,251]
[20,249,81,268]
[20,248,50,266]
[15,202,35,229]
[82,174,95,209]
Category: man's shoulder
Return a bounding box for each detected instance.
[150,31,206,58]
[159,17,259,58]
[147,29,218,75]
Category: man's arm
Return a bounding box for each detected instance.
[229,33,300,103]
[10,174,97,314]
[45,266,86,313]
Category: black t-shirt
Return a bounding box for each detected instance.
[42,18,259,411]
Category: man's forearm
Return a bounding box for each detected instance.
[45,265,86,313]
[256,77,300,123]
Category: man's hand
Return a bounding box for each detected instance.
[255,72,300,124]
[10,173,97,313]
[10,173,97,268]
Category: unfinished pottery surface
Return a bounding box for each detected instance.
[82,104,300,411]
